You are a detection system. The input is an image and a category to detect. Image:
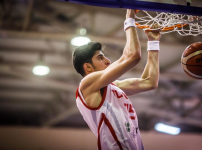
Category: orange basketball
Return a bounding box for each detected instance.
[181,42,202,79]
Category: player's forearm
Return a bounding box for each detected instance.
[121,9,141,64]
[142,24,161,89]
[122,27,141,63]
[141,51,159,89]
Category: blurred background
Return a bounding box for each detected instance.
[0,0,202,150]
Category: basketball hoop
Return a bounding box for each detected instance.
[135,10,202,36]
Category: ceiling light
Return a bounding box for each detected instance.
[32,65,50,76]
[71,36,91,46]
[154,123,180,135]
[80,28,87,35]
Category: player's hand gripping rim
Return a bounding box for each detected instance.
[145,23,161,41]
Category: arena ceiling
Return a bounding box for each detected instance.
[0,0,202,134]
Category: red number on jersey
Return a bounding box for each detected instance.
[124,103,136,120]
[112,90,128,99]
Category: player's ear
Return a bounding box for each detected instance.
[83,63,93,73]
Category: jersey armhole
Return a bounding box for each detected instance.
[76,85,108,110]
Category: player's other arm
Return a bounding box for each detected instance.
[114,24,161,96]
[80,9,141,93]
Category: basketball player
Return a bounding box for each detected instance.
[73,9,161,150]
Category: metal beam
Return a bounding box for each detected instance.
[0,62,74,70]
[0,30,127,46]
[0,46,64,54]
[23,0,34,31]
[34,8,73,33]
[0,66,77,92]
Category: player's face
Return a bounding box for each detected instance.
[91,50,111,71]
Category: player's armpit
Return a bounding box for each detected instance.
[114,78,158,96]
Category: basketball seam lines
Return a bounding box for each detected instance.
[187,53,202,63]
[182,50,202,64]
[182,53,202,65]
[181,63,202,66]
[183,49,202,57]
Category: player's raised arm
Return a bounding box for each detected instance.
[114,24,161,95]
[79,9,141,93]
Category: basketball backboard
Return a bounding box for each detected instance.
[56,0,202,16]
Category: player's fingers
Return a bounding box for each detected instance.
[150,23,157,29]
[154,23,159,29]
[153,23,156,29]
[152,23,159,29]
[156,24,161,29]
[151,23,161,32]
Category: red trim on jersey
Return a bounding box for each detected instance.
[104,117,123,150]
[97,113,105,150]
[76,86,107,110]
[76,87,79,99]
[111,83,116,86]
[97,113,123,150]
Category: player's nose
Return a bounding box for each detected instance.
[105,57,111,66]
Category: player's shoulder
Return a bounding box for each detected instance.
[79,73,96,91]
[80,71,103,91]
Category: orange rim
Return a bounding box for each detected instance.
[135,10,188,31]
[135,23,188,31]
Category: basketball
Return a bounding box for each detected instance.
[181,42,202,79]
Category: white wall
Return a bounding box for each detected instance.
[0,126,201,150]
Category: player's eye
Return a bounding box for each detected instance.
[98,56,103,60]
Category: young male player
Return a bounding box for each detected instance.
[73,9,161,150]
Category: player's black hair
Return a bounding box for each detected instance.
[72,42,102,77]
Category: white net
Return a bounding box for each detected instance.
[135,11,202,36]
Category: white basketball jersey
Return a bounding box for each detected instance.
[76,83,144,150]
